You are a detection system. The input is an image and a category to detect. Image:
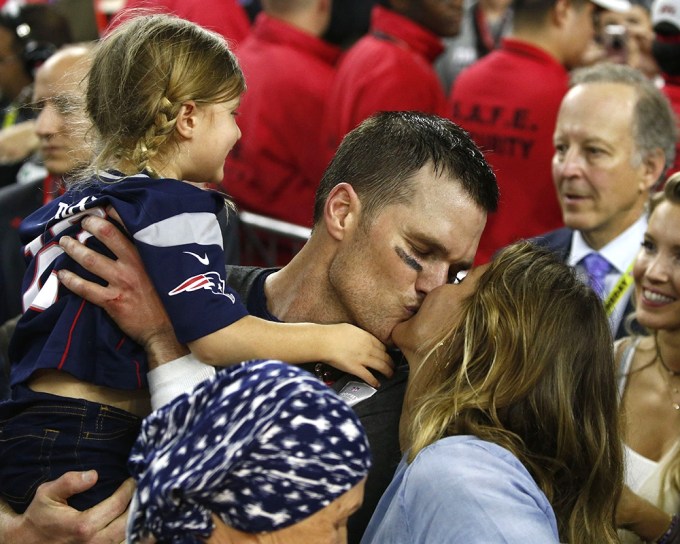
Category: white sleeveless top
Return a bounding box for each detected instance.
[617,338,680,544]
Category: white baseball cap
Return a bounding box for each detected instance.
[591,0,633,12]
[652,0,680,30]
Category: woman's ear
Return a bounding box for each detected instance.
[323,183,361,241]
[175,100,198,140]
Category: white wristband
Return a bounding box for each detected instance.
[147,354,216,410]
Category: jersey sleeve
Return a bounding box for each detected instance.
[105,179,248,344]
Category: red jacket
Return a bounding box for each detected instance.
[224,14,341,227]
[449,38,567,264]
[317,6,447,178]
[118,0,251,44]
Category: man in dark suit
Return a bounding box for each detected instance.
[535,62,676,338]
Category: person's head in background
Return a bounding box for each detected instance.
[310,111,498,345]
[396,241,623,543]
[0,3,72,106]
[376,0,464,38]
[32,44,94,178]
[84,13,245,185]
[128,360,371,543]
[552,62,676,250]
[651,0,680,77]
[511,0,630,70]
[595,0,659,77]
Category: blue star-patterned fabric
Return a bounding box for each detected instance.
[127,359,371,543]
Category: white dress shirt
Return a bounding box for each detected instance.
[567,215,647,335]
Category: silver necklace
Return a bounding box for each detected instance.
[656,341,680,410]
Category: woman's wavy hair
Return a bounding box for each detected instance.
[85,12,245,178]
[405,242,623,543]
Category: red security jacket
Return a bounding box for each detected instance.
[317,6,447,178]
[118,0,251,45]
[449,38,568,264]
[224,14,341,227]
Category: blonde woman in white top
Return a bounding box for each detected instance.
[615,172,680,544]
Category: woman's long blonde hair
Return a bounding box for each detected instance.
[85,12,245,178]
[405,242,623,543]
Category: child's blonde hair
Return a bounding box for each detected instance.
[86,13,245,177]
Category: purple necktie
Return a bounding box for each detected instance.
[582,253,611,298]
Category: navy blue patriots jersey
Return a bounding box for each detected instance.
[9,172,247,390]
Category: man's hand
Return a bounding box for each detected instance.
[57,206,188,367]
[0,120,38,164]
[616,484,674,541]
[1,471,133,544]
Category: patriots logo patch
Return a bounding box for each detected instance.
[168,271,236,303]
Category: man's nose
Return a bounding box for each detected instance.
[554,147,584,179]
[415,263,449,295]
[35,104,61,136]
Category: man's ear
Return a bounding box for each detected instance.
[640,148,667,192]
[323,182,361,241]
[175,100,198,140]
[552,0,571,27]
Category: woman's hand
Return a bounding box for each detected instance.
[617,485,673,542]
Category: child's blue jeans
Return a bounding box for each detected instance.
[0,385,141,513]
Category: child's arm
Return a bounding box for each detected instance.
[188,316,393,387]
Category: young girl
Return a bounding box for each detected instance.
[0,13,390,514]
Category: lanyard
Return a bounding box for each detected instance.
[604,261,635,316]
[2,105,17,129]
